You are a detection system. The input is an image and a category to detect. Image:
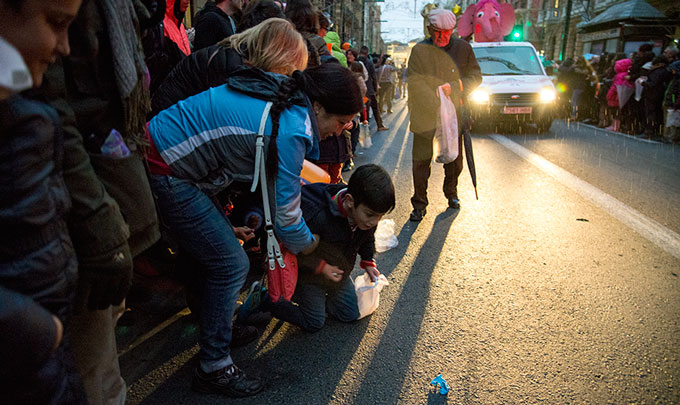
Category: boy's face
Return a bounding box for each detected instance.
[345,194,384,230]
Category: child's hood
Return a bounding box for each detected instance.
[614,59,632,73]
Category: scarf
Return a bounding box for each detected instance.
[99,0,151,145]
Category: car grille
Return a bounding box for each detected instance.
[492,93,538,104]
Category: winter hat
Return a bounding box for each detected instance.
[427,9,456,31]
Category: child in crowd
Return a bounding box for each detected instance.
[240,164,396,331]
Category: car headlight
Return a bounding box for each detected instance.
[469,88,490,104]
[539,87,556,103]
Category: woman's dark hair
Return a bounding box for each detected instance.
[285,0,319,34]
[639,43,653,53]
[346,48,358,59]
[293,63,363,115]
[349,61,363,75]
[237,0,286,32]
[652,55,668,66]
[5,0,22,12]
[317,10,329,31]
[347,164,395,214]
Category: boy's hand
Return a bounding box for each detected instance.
[364,265,380,282]
[233,226,255,242]
[321,263,344,282]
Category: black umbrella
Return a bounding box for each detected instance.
[462,111,478,200]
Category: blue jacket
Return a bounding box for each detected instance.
[149,68,319,253]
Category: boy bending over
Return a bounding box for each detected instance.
[240,164,395,331]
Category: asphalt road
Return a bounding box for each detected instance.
[119,97,680,404]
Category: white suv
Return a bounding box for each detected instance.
[468,41,556,132]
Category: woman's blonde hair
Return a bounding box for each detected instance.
[221,18,308,75]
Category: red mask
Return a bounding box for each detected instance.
[432,29,452,47]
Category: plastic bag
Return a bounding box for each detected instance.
[616,85,634,109]
[666,109,680,128]
[374,219,398,253]
[358,122,372,148]
[433,85,458,164]
[634,77,647,101]
[100,129,130,158]
[354,273,389,319]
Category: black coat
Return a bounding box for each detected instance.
[358,54,378,96]
[643,65,672,105]
[193,2,237,50]
[151,45,244,117]
[0,95,78,395]
[407,37,481,134]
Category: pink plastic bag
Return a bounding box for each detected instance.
[433,85,459,164]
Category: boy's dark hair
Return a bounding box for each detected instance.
[347,164,395,214]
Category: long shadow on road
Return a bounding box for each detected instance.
[352,209,458,403]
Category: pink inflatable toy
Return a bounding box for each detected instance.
[458,0,515,42]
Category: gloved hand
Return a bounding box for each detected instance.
[77,242,133,311]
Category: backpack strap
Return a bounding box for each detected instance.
[250,102,285,270]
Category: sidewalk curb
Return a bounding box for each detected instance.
[572,120,663,145]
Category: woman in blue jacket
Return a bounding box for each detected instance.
[146,60,363,396]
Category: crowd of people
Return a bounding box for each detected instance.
[1,0,401,402]
[1,0,488,401]
[553,43,680,143]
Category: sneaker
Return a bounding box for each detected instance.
[237,281,263,324]
[231,324,259,348]
[448,198,460,209]
[192,364,263,397]
[377,126,389,131]
[409,208,426,221]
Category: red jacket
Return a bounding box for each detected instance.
[164,0,190,56]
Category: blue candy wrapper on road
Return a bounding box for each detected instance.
[430,374,449,395]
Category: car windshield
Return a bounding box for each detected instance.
[473,46,544,76]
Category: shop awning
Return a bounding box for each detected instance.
[578,0,668,31]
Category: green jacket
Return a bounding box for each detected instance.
[324,31,348,68]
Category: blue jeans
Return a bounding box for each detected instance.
[149,175,248,372]
[268,278,360,332]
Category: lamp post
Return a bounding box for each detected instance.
[559,0,573,61]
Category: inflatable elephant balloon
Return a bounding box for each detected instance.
[458,0,515,42]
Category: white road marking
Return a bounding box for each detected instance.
[492,135,680,260]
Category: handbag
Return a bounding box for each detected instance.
[267,242,298,302]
